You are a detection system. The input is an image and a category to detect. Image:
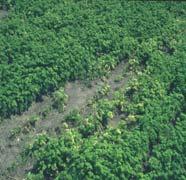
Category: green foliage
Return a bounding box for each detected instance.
[52,88,68,112]
[28,115,40,127]
[1,1,186,179]
[0,0,180,117]
[114,75,123,82]
[98,83,111,97]
[27,130,82,178]
[94,99,115,127]
[0,0,15,9]
[128,58,139,72]
[27,173,44,180]
[113,90,126,112]
[65,109,82,124]
[75,114,102,138]
[9,126,21,139]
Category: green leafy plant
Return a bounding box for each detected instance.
[9,127,21,139]
[1,1,186,179]
[52,88,68,112]
[98,83,111,96]
[28,115,40,127]
[114,75,123,82]
[65,109,82,124]
[0,0,180,118]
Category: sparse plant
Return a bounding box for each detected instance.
[52,88,68,112]
[65,109,82,124]
[114,75,123,82]
[128,58,139,71]
[28,115,40,127]
[40,107,51,119]
[9,127,21,139]
[126,114,137,122]
[98,83,111,96]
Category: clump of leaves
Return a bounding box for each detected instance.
[78,116,99,137]
[113,90,126,112]
[126,114,137,122]
[125,78,140,98]
[52,88,68,112]
[39,107,51,119]
[98,83,111,96]
[95,99,115,127]
[128,58,139,71]
[65,109,82,124]
[27,173,44,180]
[28,115,40,127]
[114,75,123,82]
[9,127,21,139]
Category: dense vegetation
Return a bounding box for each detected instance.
[0,0,182,117]
[0,0,186,179]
